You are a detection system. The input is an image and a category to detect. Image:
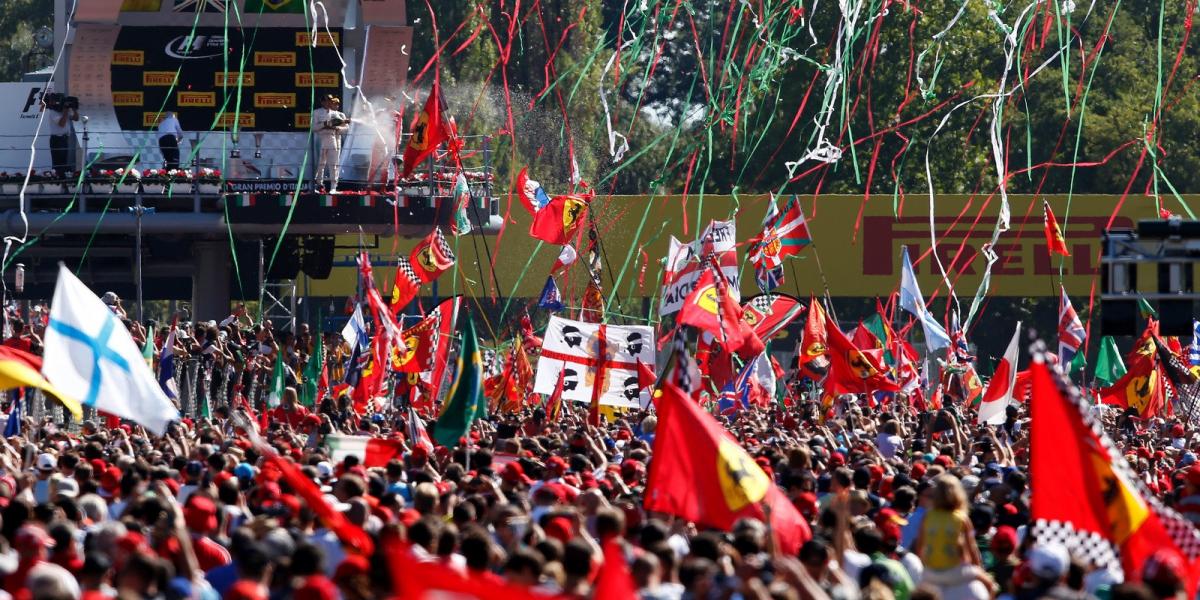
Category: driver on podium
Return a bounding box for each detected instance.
[311,94,348,193]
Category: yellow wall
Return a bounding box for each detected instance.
[303,194,1171,301]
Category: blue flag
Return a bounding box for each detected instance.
[538,277,564,312]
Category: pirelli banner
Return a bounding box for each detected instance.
[109,27,342,131]
[306,194,1169,301]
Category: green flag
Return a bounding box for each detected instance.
[245,0,306,13]
[1138,296,1157,318]
[1068,347,1087,377]
[862,313,895,366]
[1093,336,1127,388]
[267,350,287,407]
[300,331,324,407]
[433,316,484,447]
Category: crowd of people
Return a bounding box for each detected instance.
[0,300,1195,600]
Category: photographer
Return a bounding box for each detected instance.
[41,92,79,177]
[311,94,348,193]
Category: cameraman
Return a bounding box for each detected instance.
[41,93,78,177]
[311,94,348,192]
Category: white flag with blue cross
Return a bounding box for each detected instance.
[41,264,179,435]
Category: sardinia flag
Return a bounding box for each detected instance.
[324,434,405,468]
[978,322,1020,425]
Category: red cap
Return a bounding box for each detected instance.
[991,526,1018,555]
[544,516,573,544]
[829,452,846,466]
[184,496,218,533]
[547,456,568,476]
[934,455,954,468]
[1186,465,1200,487]
[501,463,534,486]
[1172,424,1186,437]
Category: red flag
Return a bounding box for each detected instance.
[266,452,374,555]
[1030,361,1200,596]
[593,540,638,600]
[390,259,422,312]
[679,268,763,360]
[823,312,899,395]
[408,227,456,285]
[530,194,590,245]
[386,536,545,599]
[401,80,450,178]
[799,296,829,365]
[1043,200,1071,257]
[645,381,811,555]
[1098,322,1166,418]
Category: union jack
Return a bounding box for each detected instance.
[1058,286,1086,365]
[748,195,812,292]
[717,358,758,415]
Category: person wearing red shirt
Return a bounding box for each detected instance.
[2,524,50,591]
[2,319,40,354]
[270,387,312,430]
[181,496,232,572]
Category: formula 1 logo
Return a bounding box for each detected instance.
[165,34,226,60]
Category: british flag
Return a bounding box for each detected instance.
[717,358,758,415]
[1058,286,1086,365]
[748,195,812,292]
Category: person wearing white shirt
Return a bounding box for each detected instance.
[156,111,185,169]
[311,94,348,192]
[41,94,78,177]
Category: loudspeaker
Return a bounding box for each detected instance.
[265,238,301,280]
[1100,299,1138,337]
[301,236,335,279]
[1160,299,1195,336]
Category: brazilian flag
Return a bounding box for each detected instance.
[246,0,306,13]
[433,316,485,448]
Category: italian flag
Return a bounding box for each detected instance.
[360,195,376,207]
[280,194,295,207]
[325,434,405,468]
[321,195,336,207]
[234,195,255,207]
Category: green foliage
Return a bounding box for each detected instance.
[0,0,53,82]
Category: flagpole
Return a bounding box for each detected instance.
[805,239,838,323]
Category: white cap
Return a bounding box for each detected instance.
[1028,543,1070,581]
[36,453,57,472]
[54,478,79,498]
[316,461,334,480]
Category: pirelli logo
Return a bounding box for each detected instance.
[254,51,296,67]
[177,91,216,107]
[254,92,296,108]
[142,71,178,86]
[296,31,339,47]
[295,113,311,128]
[215,72,255,87]
[216,113,255,128]
[296,72,339,87]
[112,50,144,66]
[112,91,144,106]
[142,112,166,127]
